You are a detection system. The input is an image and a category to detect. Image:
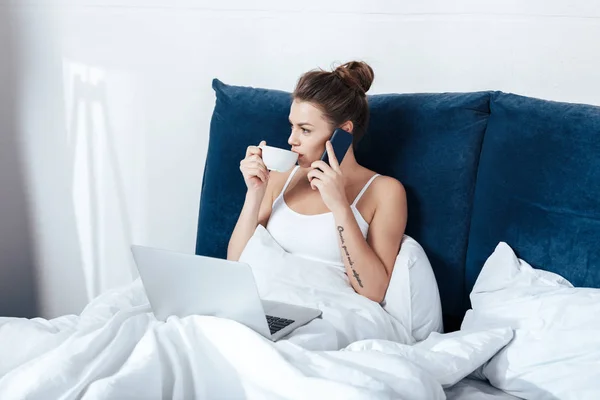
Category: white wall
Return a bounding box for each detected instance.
[2,0,600,318]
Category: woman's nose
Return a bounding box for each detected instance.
[288,131,300,146]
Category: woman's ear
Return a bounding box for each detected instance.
[340,121,354,134]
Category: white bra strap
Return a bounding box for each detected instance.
[278,166,300,199]
[352,174,381,207]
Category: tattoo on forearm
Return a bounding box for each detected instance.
[352,269,363,287]
[337,226,345,244]
[337,226,364,288]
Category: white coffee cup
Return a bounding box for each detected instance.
[259,145,298,172]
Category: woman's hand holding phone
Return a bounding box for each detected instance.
[308,141,349,213]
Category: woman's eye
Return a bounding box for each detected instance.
[290,124,310,134]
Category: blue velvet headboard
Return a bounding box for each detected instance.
[196,79,600,331]
[465,93,600,295]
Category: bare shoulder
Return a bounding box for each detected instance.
[371,175,407,206]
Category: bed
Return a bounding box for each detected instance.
[195,80,600,399]
[0,79,598,399]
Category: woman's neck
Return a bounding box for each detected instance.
[339,146,361,175]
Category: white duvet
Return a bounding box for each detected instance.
[0,228,513,399]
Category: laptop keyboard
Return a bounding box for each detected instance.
[266,315,295,335]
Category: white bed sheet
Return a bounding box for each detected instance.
[445,378,523,400]
[0,228,515,399]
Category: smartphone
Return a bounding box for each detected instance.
[320,128,353,166]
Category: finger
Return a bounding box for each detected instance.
[251,140,267,157]
[307,169,326,182]
[262,168,271,182]
[256,166,269,182]
[246,145,262,157]
[258,164,269,178]
[325,141,341,172]
[310,160,335,177]
[242,158,266,171]
[250,167,267,183]
[258,170,268,183]
[311,178,323,191]
[240,159,253,169]
[250,159,268,173]
[243,165,263,180]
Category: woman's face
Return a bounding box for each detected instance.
[288,100,334,168]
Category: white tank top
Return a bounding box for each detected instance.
[266,166,380,269]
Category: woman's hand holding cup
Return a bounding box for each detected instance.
[240,140,270,200]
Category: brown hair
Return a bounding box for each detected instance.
[292,61,374,147]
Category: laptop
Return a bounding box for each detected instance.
[130,245,322,341]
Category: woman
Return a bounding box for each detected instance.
[227,61,407,304]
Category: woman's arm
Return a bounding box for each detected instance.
[332,179,407,302]
[307,141,407,302]
[227,142,274,261]
[226,190,273,261]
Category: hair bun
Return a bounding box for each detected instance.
[333,61,374,95]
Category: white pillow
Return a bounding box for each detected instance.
[462,242,600,400]
[383,235,444,342]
